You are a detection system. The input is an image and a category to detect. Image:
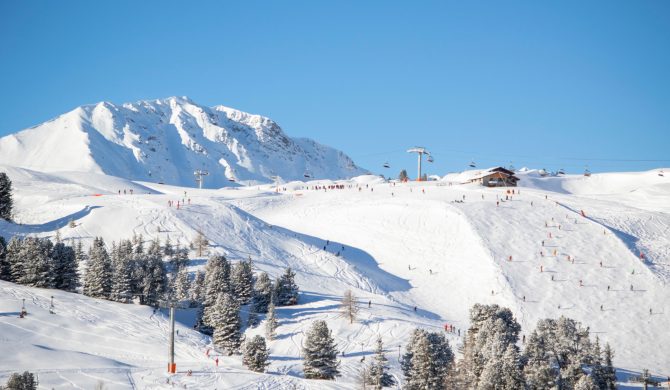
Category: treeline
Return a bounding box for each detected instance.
[399,303,617,390]
[0,233,80,291]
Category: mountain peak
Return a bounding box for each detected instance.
[0,97,368,187]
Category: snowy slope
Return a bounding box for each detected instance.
[0,97,367,187]
[0,167,669,388]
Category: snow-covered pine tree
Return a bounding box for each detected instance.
[231,259,254,304]
[252,272,273,314]
[83,237,112,299]
[561,362,586,390]
[265,297,278,340]
[110,242,133,303]
[401,328,426,383]
[212,292,242,355]
[367,336,395,389]
[242,335,270,372]
[169,246,189,271]
[173,266,191,303]
[17,237,53,288]
[247,304,259,328]
[5,370,38,390]
[405,330,455,389]
[0,171,14,221]
[201,255,231,333]
[163,235,174,258]
[190,270,205,306]
[601,343,616,390]
[460,304,521,388]
[74,239,86,272]
[274,267,299,306]
[574,374,598,390]
[50,235,79,292]
[398,169,408,182]
[340,289,359,324]
[6,236,23,283]
[0,235,9,281]
[589,336,606,389]
[132,233,144,256]
[302,320,340,379]
[142,241,167,307]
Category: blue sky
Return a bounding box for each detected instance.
[1,1,668,175]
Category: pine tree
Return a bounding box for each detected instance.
[51,235,79,291]
[83,237,112,299]
[6,236,23,283]
[0,172,14,221]
[173,266,191,302]
[189,270,205,306]
[303,320,340,379]
[73,239,86,275]
[212,292,242,355]
[4,370,38,390]
[274,267,299,306]
[18,237,52,288]
[231,259,254,304]
[0,235,9,281]
[601,344,616,390]
[202,255,231,333]
[398,169,409,182]
[265,297,278,340]
[340,289,359,324]
[142,244,167,307]
[163,236,174,258]
[574,374,598,390]
[252,272,273,314]
[403,328,455,389]
[368,336,395,389]
[169,246,189,271]
[247,304,259,328]
[110,242,133,303]
[242,335,270,372]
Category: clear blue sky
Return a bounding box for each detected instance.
[1,1,669,175]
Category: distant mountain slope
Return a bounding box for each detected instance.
[0,97,367,187]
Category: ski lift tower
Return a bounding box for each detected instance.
[194,169,209,189]
[407,147,431,181]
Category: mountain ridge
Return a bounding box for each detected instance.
[0,96,367,187]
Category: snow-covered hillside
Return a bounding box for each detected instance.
[0,167,669,388]
[0,97,367,188]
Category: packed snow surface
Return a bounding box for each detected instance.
[0,166,668,388]
[0,97,367,188]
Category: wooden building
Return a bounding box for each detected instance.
[467,167,519,187]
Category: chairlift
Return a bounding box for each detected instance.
[304,171,312,179]
[557,168,565,175]
[659,170,665,177]
[539,168,548,177]
[228,177,236,182]
[469,160,476,168]
[584,166,591,177]
[383,162,390,169]
[427,156,434,163]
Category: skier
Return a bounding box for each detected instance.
[491,290,494,295]
[413,306,417,312]
[523,295,526,302]
[540,265,543,272]
[368,300,371,308]
[650,308,652,315]
[540,251,544,257]
[600,305,603,311]
[607,285,610,291]
[531,201,533,206]
[579,280,583,287]
[508,255,512,261]
[630,284,634,291]
[542,240,544,247]
[599,261,603,267]
[496,201,499,207]
[522,334,526,343]
[551,274,554,281]
[429,269,433,275]
[215,357,219,367]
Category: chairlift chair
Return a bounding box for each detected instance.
[383,162,390,169]
[427,156,434,163]
[469,160,476,168]
[659,170,665,177]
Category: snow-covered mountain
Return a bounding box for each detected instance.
[0,97,367,187]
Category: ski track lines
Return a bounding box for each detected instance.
[1,171,669,387]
